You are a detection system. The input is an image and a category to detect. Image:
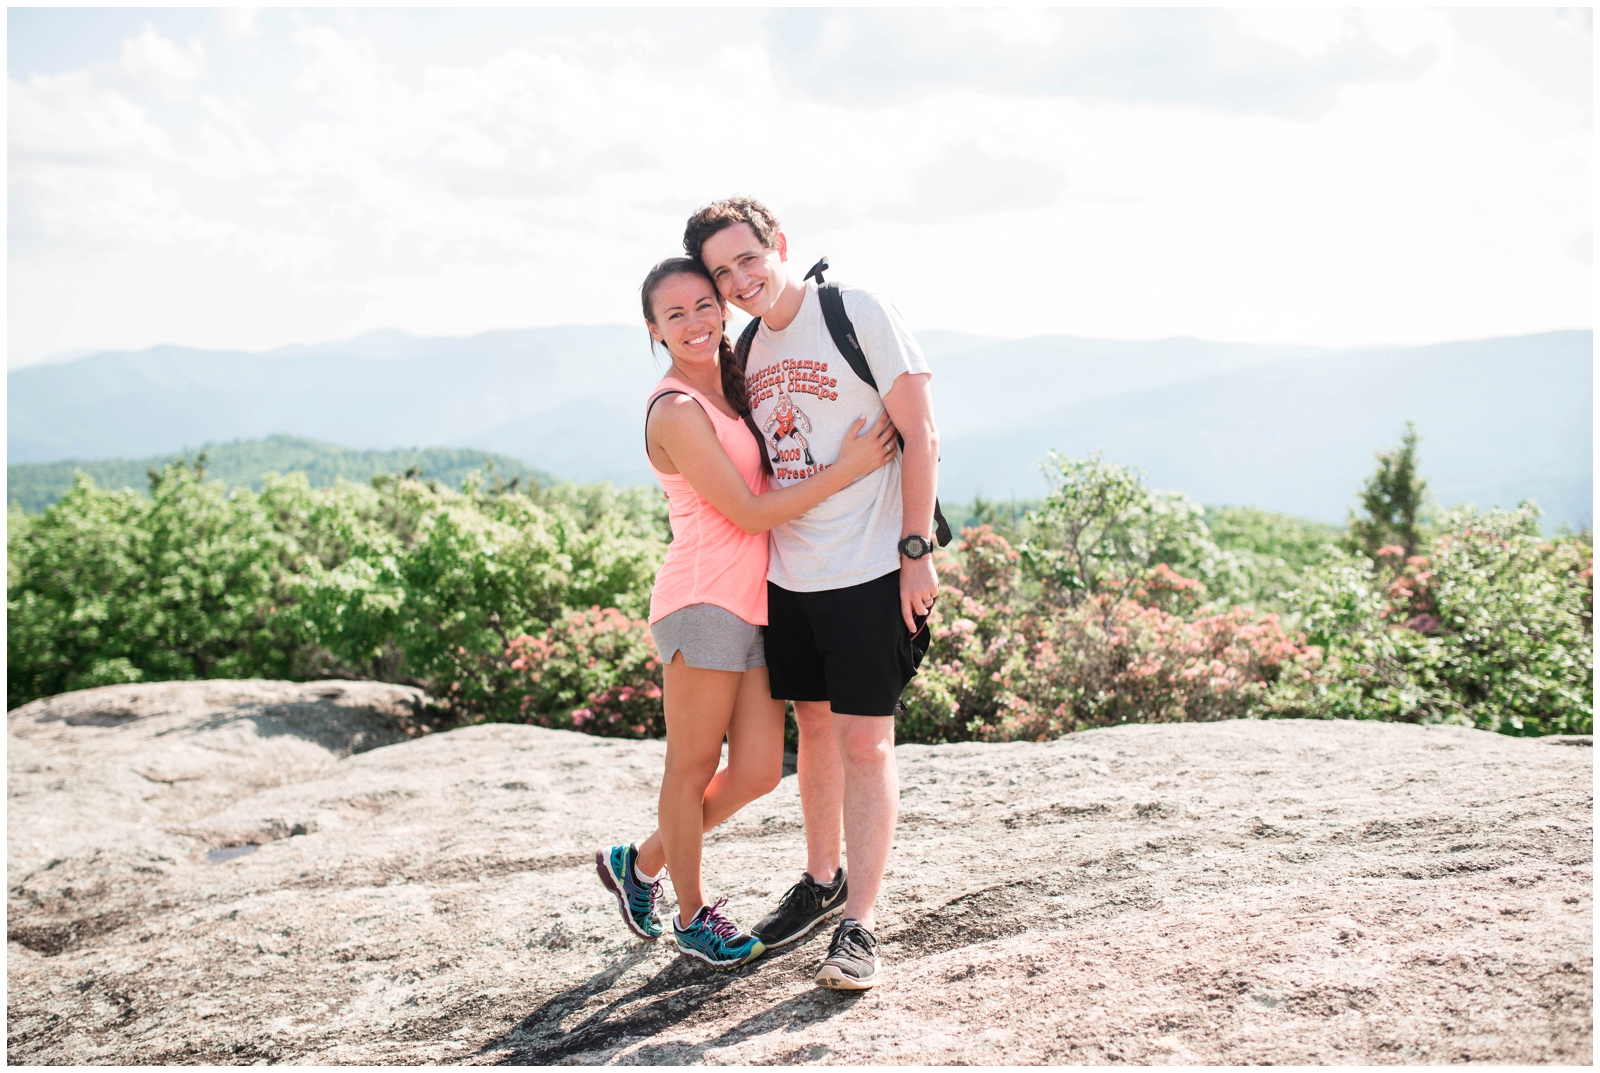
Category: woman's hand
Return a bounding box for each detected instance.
[833,411,899,480]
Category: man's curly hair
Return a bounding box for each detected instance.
[683,197,782,264]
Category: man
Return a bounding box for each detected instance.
[685,197,940,990]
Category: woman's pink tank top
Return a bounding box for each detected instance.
[646,377,769,626]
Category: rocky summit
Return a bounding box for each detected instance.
[6,680,1592,1064]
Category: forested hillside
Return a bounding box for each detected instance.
[7,436,555,513]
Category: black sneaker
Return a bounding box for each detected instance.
[814,918,879,990]
[751,870,847,949]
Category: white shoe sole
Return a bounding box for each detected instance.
[675,938,766,971]
[814,963,877,990]
[594,847,659,941]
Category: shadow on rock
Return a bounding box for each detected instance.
[485,935,859,1065]
[486,948,733,1063]
[171,698,420,758]
[624,987,864,1065]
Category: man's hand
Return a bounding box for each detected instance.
[900,554,939,633]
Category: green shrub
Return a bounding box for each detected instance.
[1202,505,1342,612]
[1292,504,1592,734]
[7,465,306,707]
[9,446,1589,741]
[6,464,665,719]
[901,526,1319,743]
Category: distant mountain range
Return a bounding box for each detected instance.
[941,331,1594,528]
[8,326,1592,527]
[8,436,556,514]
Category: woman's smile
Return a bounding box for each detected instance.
[645,271,727,367]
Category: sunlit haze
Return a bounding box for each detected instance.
[7,7,1592,366]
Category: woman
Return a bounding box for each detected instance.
[597,257,896,969]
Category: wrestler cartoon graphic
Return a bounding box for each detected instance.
[763,391,815,466]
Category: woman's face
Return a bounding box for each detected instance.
[647,273,724,366]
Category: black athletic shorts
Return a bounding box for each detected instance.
[764,569,932,717]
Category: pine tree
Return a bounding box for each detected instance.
[1347,422,1428,560]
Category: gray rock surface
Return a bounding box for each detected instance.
[7,680,1592,1064]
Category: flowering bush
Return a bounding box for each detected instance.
[506,607,665,738]
[901,526,1319,743]
[900,526,1048,743]
[1294,505,1593,734]
[1033,596,1319,737]
[11,448,1586,742]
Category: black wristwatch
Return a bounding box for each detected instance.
[898,534,933,560]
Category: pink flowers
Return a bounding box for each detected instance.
[503,606,665,739]
[900,527,1320,744]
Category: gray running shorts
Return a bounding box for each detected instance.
[651,603,766,673]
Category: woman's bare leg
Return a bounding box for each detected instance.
[637,668,786,883]
[655,653,742,927]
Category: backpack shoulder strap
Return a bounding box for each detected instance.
[730,318,776,475]
[817,281,953,548]
[733,316,761,372]
[816,282,877,392]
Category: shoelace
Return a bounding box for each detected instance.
[773,878,812,914]
[833,924,876,960]
[699,897,741,941]
[776,873,832,915]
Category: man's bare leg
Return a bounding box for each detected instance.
[832,711,898,932]
[793,699,844,883]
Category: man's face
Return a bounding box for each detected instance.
[700,223,788,318]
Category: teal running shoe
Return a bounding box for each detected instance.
[673,897,765,970]
[596,844,663,939]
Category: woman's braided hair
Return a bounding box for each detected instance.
[640,256,772,475]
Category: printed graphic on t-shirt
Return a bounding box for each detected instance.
[745,281,931,592]
[762,391,816,469]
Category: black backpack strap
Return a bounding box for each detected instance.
[731,318,775,473]
[816,282,876,391]
[816,281,952,547]
[733,316,761,373]
[644,389,689,459]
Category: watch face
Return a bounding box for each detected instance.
[903,536,928,558]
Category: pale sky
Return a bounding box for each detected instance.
[7,7,1593,366]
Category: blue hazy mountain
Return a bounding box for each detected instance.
[7,326,660,466]
[939,331,1592,527]
[8,327,1591,527]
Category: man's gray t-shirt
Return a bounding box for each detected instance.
[744,280,931,592]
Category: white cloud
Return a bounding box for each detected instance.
[945,8,1065,49]
[9,70,178,161]
[1359,8,1454,60]
[1231,8,1354,59]
[105,24,206,101]
[218,8,259,43]
[4,9,1590,364]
